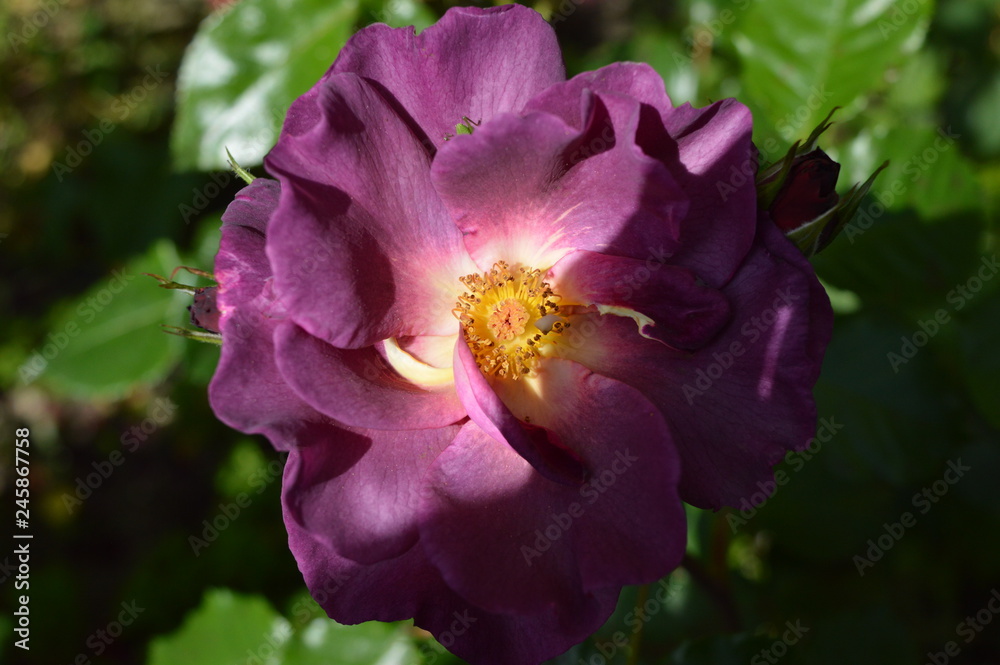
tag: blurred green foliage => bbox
[1,0,998,664]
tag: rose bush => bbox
[208,5,832,663]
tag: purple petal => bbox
[522,61,673,126]
[210,179,313,449]
[264,73,473,349]
[549,249,731,349]
[651,98,758,286]
[415,588,621,665]
[525,62,756,286]
[286,492,620,665]
[285,484,442,623]
[189,287,220,333]
[274,322,466,431]
[283,422,460,564]
[418,361,684,614]
[559,220,833,508]
[331,5,565,150]
[453,337,587,485]
[432,91,687,270]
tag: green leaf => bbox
[967,71,1000,158]
[281,619,419,665]
[816,314,954,486]
[813,211,983,313]
[172,0,361,171]
[834,123,982,220]
[630,25,699,105]
[955,293,1000,429]
[36,240,186,398]
[148,588,423,665]
[360,0,436,30]
[733,0,933,147]
[148,589,290,665]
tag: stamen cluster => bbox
[453,261,567,379]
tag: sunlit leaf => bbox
[734,0,933,146]
[172,0,361,171]
[148,589,290,665]
[36,240,186,398]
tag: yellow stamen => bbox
[452,262,566,380]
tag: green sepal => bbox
[145,266,216,293]
[757,140,803,210]
[226,148,256,184]
[814,160,889,254]
[786,160,889,257]
[160,325,223,345]
[757,107,841,209]
[144,273,200,295]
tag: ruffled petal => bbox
[453,337,587,485]
[431,90,687,270]
[273,322,465,431]
[524,62,756,286]
[489,358,686,591]
[210,179,313,449]
[419,361,684,614]
[558,220,833,508]
[331,5,565,150]
[285,478,442,623]
[286,493,621,665]
[283,422,460,564]
[522,61,672,127]
[414,580,620,665]
[265,73,474,349]
[549,249,731,349]
[649,98,758,286]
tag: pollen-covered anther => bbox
[453,261,565,380]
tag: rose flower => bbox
[208,5,832,663]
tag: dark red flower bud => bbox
[755,109,887,257]
[189,286,221,333]
[768,149,840,232]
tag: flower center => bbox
[453,262,567,380]
[488,299,530,341]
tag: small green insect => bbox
[444,116,482,140]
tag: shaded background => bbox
[1,0,998,663]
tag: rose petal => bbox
[549,249,731,349]
[286,493,620,665]
[489,358,686,591]
[432,91,687,270]
[331,5,565,150]
[285,477,441,622]
[414,577,620,665]
[559,220,833,508]
[522,61,673,127]
[453,337,587,485]
[274,322,466,431]
[650,98,758,286]
[265,73,474,349]
[525,62,756,286]
[419,361,684,614]
[210,179,313,449]
[283,422,460,564]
